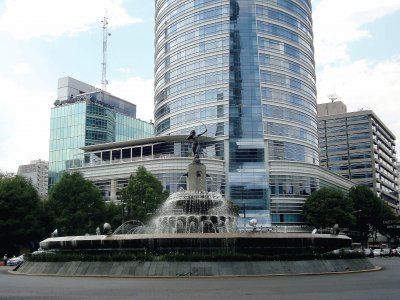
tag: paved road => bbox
[0,258,399,300]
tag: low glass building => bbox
[71,136,225,201]
[49,77,154,187]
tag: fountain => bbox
[149,190,236,234]
[38,134,352,256]
[18,131,374,276]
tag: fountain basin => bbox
[40,232,352,255]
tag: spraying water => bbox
[148,189,237,234]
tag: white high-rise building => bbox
[17,160,49,198]
[318,101,399,212]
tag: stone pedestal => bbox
[187,162,206,191]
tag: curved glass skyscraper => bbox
[154,0,350,225]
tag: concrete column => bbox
[110,179,117,202]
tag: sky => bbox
[0,0,400,173]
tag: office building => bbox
[71,136,225,201]
[48,77,154,187]
[151,0,353,224]
[318,101,399,211]
[396,162,400,211]
[17,159,49,198]
[397,162,400,205]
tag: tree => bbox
[0,175,48,255]
[0,170,15,179]
[47,172,107,236]
[119,166,169,223]
[302,188,355,230]
[349,185,396,245]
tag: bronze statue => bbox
[186,125,207,162]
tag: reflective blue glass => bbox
[227,0,269,211]
[154,0,317,224]
[263,105,317,128]
[49,98,153,188]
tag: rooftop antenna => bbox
[327,85,340,103]
[101,11,111,91]
[327,93,340,103]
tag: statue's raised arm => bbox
[197,128,207,137]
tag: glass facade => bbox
[154,0,318,224]
[49,91,154,187]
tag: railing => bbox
[79,154,223,168]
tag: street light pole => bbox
[243,202,246,231]
[353,210,363,247]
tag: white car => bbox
[372,248,390,257]
[31,248,55,255]
[381,248,390,256]
[372,249,381,257]
[6,255,24,266]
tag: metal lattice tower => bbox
[101,14,111,91]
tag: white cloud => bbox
[12,63,31,75]
[313,0,400,65]
[317,56,400,145]
[107,76,154,122]
[117,67,131,73]
[0,0,142,40]
[314,0,400,150]
[0,76,53,173]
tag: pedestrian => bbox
[369,248,374,258]
[3,254,7,266]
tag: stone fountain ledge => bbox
[39,232,353,254]
[12,258,377,277]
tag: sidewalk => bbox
[1,261,13,268]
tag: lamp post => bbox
[121,198,127,224]
[352,210,363,246]
[242,202,246,231]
